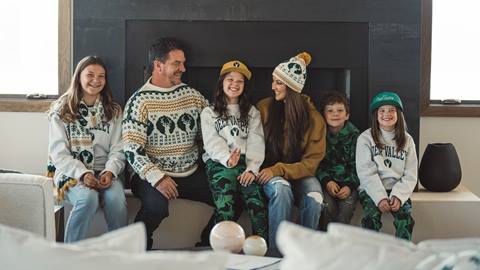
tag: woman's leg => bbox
[101,179,128,231]
[263,176,293,248]
[292,176,323,230]
[63,184,100,242]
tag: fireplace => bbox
[125,21,369,128]
[74,0,421,142]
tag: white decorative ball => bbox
[242,235,268,256]
[209,221,245,253]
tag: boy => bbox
[317,91,360,230]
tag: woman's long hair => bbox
[50,56,121,122]
[370,108,407,151]
[212,73,252,125]
[264,88,310,165]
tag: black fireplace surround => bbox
[74,0,421,145]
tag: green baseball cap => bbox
[369,91,403,113]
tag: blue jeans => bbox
[64,179,128,242]
[263,176,324,248]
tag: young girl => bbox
[257,52,326,248]
[201,60,268,240]
[356,91,417,240]
[48,56,128,242]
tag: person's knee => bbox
[142,200,169,220]
[269,179,293,201]
[75,190,100,214]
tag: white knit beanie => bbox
[273,52,312,93]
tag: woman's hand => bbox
[377,198,391,213]
[389,196,401,212]
[98,171,113,189]
[81,172,98,190]
[257,168,274,184]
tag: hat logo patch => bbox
[233,62,240,68]
[287,63,303,75]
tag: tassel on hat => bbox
[273,52,312,93]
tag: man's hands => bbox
[326,181,351,200]
[377,196,401,213]
[155,175,178,200]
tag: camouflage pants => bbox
[359,190,415,240]
[205,158,268,240]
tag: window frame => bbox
[0,0,71,113]
[421,0,480,117]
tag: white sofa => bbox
[0,173,55,241]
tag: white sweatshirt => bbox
[49,112,125,184]
[356,128,418,206]
[201,104,265,174]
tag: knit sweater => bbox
[257,96,326,180]
[201,104,265,174]
[48,103,125,187]
[356,128,418,206]
[122,80,208,186]
[316,121,360,190]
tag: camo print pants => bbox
[359,190,415,240]
[205,158,268,240]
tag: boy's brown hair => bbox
[319,91,350,117]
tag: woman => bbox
[256,52,326,248]
[47,56,127,242]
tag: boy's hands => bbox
[326,181,351,199]
[336,186,351,199]
[326,181,340,197]
[227,148,241,167]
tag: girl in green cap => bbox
[356,91,417,240]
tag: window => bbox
[421,0,480,116]
[0,0,71,112]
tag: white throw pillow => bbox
[417,238,480,253]
[0,223,228,270]
[277,221,431,270]
[416,249,480,270]
[74,222,146,252]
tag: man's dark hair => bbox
[145,37,186,80]
[319,91,351,116]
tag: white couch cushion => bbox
[417,238,480,253]
[0,223,228,270]
[0,173,55,240]
[277,221,431,270]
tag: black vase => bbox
[419,143,462,192]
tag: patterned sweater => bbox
[200,104,265,175]
[122,80,208,186]
[316,121,360,190]
[356,128,418,206]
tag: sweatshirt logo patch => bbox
[384,159,392,168]
[230,127,240,136]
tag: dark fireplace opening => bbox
[126,20,369,129]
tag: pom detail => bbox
[296,52,312,66]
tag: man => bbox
[122,37,216,250]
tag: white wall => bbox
[419,117,480,196]
[1,112,479,196]
[0,112,48,174]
